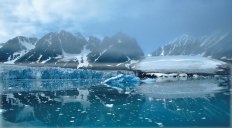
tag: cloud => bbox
[0,0,123,42]
[0,0,231,53]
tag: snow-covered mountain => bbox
[16,31,89,68]
[0,36,37,64]
[0,31,144,69]
[152,32,232,62]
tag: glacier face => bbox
[0,65,108,80]
[0,64,140,93]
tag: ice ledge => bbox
[132,56,227,74]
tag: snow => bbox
[3,38,36,64]
[125,59,139,69]
[147,54,152,57]
[36,55,42,63]
[19,37,35,50]
[41,57,51,64]
[94,44,113,62]
[132,56,226,74]
[3,37,36,64]
[94,49,107,62]
[60,45,91,68]
[4,50,27,64]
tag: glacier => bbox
[0,65,140,92]
[132,56,226,74]
[0,65,108,80]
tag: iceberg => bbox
[103,74,140,88]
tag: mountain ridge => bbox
[0,30,144,69]
[152,32,232,63]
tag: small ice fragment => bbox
[201,117,206,119]
[105,104,113,108]
[148,97,153,101]
[125,91,130,94]
[81,111,87,113]
[0,109,4,114]
[70,120,75,123]
[156,122,164,127]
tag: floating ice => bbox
[103,74,140,88]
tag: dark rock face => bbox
[94,32,144,63]
[86,36,101,63]
[152,33,232,62]
[0,36,37,62]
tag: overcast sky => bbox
[0,0,232,53]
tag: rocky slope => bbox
[0,36,37,64]
[0,31,144,69]
[152,32,232,63]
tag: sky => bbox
[0,0,232,53]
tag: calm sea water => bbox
[0,77,231,127]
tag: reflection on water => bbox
[0,77,231,127]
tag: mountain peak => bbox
[152,32,232,62]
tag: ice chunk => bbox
[103,74,140,88]
[105,104,114,108]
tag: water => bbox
[0,77,231,127]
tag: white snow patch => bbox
[36,55,43,63]
[60,46,91,68]
[94,45,113,62]
[19,38,35,50]
[160,47,164,56]
[41,57,51,64]
[4,50,27,64]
